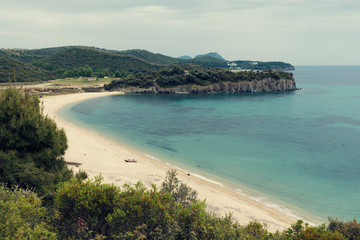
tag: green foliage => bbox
[0,51,56,82]
[105,65,294,90]
[52,173,346,240]
[161,170,198,207]
[61,65,93,78]
[282,220,346,240]
[0,185,56,240]
[233,60,295,71]
[328,218,360,240]
[40,48,162,75]
[0,88,72,202]
[118,49,182,65]
[0,88,67,168]
[186,55,228,68]
[53,176,120,239]
[1,168,351,240]
[107,182,181,239]
[75,169,88,181]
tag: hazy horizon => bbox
[1,0,359,65]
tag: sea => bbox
[59,66,360,223]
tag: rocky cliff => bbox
[120,78,298,94]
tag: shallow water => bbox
[60,66,360,221]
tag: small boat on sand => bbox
[125,159,137,163]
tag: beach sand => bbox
[41,92,299,232]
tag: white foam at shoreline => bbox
[144,153,313,224]
[145,152,316,225]
[235,188,317,226]
[145,154,225,186]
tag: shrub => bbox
[328,218,360,240]
[0,185,56,240]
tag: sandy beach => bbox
[41,92,300,232]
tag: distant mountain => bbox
[0,51,56,83]
[178,55,192,60]
[194,52,226,61]
[186,56,228,68]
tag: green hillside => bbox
[194,52,227,61]
[1,46,80,63]
[39,48,162,72]
[185,56,228,68]
[0,51,56,83]
[116,49,182,65]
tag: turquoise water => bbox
[60,66,360,222]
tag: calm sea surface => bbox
[60,66,360,222]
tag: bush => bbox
[283,220,346,240]
[0,185,56,240]
[328,218,360,240]
[53,176,119,239]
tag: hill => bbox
[116,49,182,65]
[1,46,84,63]
[178,55,192,60]
[40,48,162,72]
[0,51,56,83]
[185,56,228,68]
[194,52,227,61]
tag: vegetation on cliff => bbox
[104,65,294,90]
[231,60,295,71]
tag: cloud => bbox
[1,0,360,64]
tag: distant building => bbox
[88,77,97,81]
[184,70,190,75]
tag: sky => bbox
[1,0,360,65]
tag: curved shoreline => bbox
[41,92,312,231]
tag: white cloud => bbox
[0,0,359,64]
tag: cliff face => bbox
[121,78,298,94]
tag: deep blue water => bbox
[60,66,360,222]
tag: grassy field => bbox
[48,77,113,86]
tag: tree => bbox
[0,88,72,202]
[161,170,198,207]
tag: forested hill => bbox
[39,48,162,73]
[0,51,56,82]
[0,46,294,83]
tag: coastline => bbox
[42,92,307,232]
